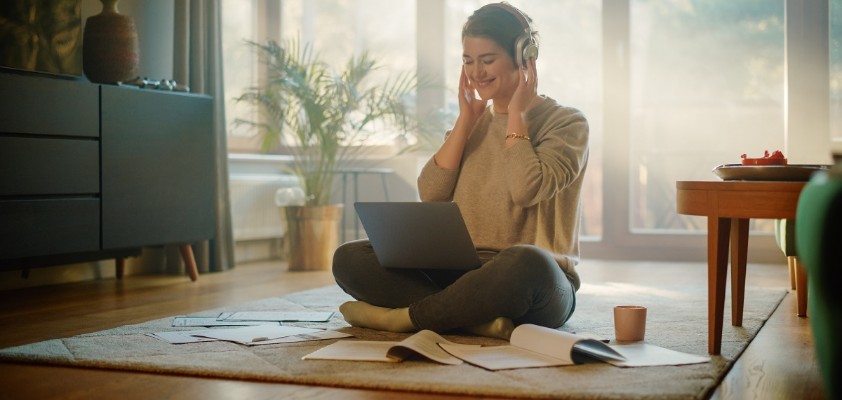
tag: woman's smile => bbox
[472,77,494,89]
[462,35,518,110]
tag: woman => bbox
[332,2,588,340]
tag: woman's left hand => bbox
[508,57,539,116]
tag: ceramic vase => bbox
[795,159,842,400]
[283,205,343,271]
[82,0,139,84]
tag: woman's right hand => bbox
[458,68,487,127]
[434,69,487,170]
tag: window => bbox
[221,0,260,152]
[280,0,415,76]
[222,0,416,153]
[628,1,785,234]
[833,0,842,141]
[221,0,830,262]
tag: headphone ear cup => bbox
[523,41,539,64]
[514,35,528,68]
[514,34,538,68]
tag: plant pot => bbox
[795,163,842,399]
[282,204,343,271]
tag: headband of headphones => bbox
[485,2,534,37]
[483,2,538,67]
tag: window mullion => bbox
[602,0,631,246]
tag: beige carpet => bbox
[0,282,785,399]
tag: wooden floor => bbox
[0,259,827,400]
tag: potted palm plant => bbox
[236,39,424,271]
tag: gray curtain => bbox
[168,0,234,273]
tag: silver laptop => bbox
[354,202,482,270]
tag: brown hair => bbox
[461,3,537,63]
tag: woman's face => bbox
[462,35,519,106]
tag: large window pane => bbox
[444,0,604,237]
[222,0,416,153]
[629,1,785,233]
[279,0,417,149]
[221,1,260,152]
[280,0,415,79]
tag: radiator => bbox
[229,173,300,241]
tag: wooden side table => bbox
[676,180,807,355]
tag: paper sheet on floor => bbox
[172,315,281,327]
[149,325,325,345]
[190,325,322,344]
[220,311,335,322]
[244,329,352,346]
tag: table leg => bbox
[380,173,390,201]
[708,216,731,355]
[353,172,360,240]
[341,172,348,243]
[730,218,749,327]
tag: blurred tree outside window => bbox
[629,0,785,234]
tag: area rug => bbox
[0,282,785,399]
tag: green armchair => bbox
[795,161,842,400]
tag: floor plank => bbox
[710,292,825,399]
[0,260,827,399]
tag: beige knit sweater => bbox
[417,96,589,290]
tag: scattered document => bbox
[148,326,351,346]
[302,330,480,365]
[147,330,218,344]
[172,315,280,327]
[152,309,345,346]
[244,330,352,346]
[220,311,335,323]
[608,342,710,367]
[190,325,322,345]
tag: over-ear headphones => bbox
[486,2,539,68]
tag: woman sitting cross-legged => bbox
[332,2,588,340]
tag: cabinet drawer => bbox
[0,136,99,196]
[0,74,98,138]
[0,199,100,259]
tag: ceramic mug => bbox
[614,305,647,342]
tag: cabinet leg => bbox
[179,245,199,282]
[115,258,125,279]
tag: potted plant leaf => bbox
[236,39,424,271]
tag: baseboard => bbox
[234,238,285,264]
[0,259,116,291]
